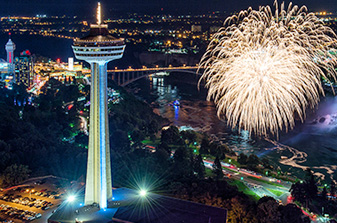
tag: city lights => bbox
[1,1,336,222]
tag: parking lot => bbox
[0,177,66,223]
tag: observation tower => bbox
[72,2,125,209]
[5,33,15,74]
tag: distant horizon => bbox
[0,0,336,17]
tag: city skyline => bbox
[0,1,336,222]
[1,0,337,16]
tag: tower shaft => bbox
[85,62,112,209]
[72,2,125,210]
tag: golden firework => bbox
[200,1,337,137]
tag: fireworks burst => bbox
[200,1,337,137]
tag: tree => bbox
[237,153,248,165]
[257,197,281,223]
[158,142,171,154]
[246,154,260,170]
[209,143,226,160]
[261,157,273,170]
[110,129,131,153]
[330,180,336,199]
[322,186,328,201]
[209,143,218,157]
[228,196,258,223]
[213,156,223,180]
[0,140,11,170]
[180,130,197,146]
[147,119,159,135]
[3,164,31,186]
[154,147,170,167]
[199,137,210,155]
[290,182,307,205]
[304,168,317,207]
[193,154,205,179]
[279,203,306,223]
[173,147,193,179]
[131,130,145,148]
[161,126,181,145]
[217,145,227,160]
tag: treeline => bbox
[0,81,86,185]
[112,125,310,222]
[0,80,311,222]
[290,168,337,219]
[0,79,165,186]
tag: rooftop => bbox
[73,3,124,44]
[48,188,227,223]
[75,24,123,43]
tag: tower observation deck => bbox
[72,2,125,209]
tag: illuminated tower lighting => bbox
[5,33,15,73]
[72,2,125,209]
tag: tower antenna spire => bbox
[97,2,101,25]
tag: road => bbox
[203,159,332,222]
[203,159,291,203]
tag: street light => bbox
[139,189,147,197]
[67,195,76,202]
[26,189,35,200]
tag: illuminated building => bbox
[0,35,15,87]
[72,2,125,209]
[191,24,202,32]
[14,50,34,87]
[5,33,15,68]
[3,34,15,85]
[68,57,74,70]
[0,59,12,84]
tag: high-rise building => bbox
[0,59,11,83]
[68,57,74,70]
[191,24,202,32]
[14,50,34,87]
[72,2,125,209]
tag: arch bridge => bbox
[107,65,203,86]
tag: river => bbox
[127,72,337,181]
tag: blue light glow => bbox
[174,105,179,120]
[99,63,108,209]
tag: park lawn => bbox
[224,157,240,167]
[205,168,215,178]
[141,138,161,146]
[229,179,261,201]
[267,188,284,197]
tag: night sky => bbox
[0,0,336,17]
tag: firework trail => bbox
[200,1,337,137]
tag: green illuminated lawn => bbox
[267,189,283,197]
[141,138,161,146]
[229,179,260,201]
